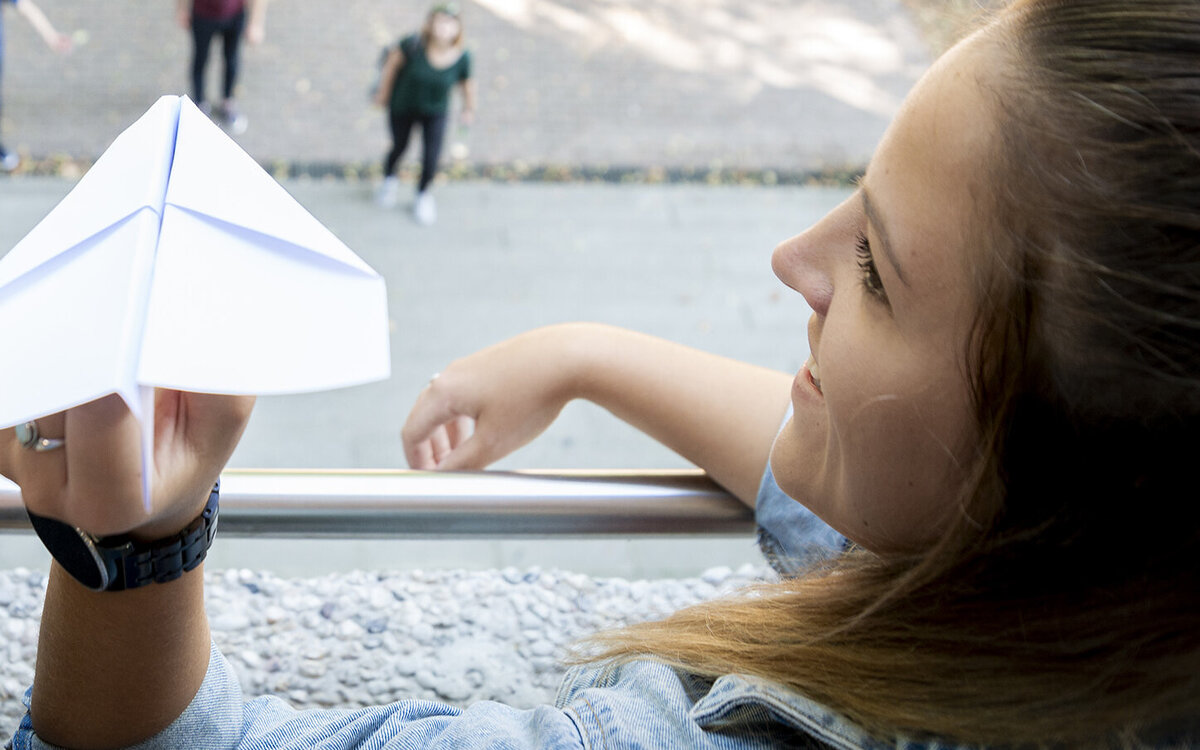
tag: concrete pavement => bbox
[2,0,930,170]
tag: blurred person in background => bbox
[0,0,70,171]
[176,0,268,135]
[374,2,476,226]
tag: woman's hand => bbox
[405,323,792,504]
[0,390,254,541]
[5,390,253,749]
[402,326,585,470]
[245,20,265,45]
[45,31,71,54]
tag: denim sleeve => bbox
[10,643,587,750]
[755,410,848,577]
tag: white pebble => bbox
[337,620,364,640]
[701,566,732,585]
[211,612,251,631]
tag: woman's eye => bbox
[855,231,890,306]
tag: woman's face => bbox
[770,32,1001,553]
[429,13,461,44]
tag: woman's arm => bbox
[374,47,405,108]
[15,0,71,53]
[33,563,210,749]
[402,323,792,506]
[1,391,252,748]
[459,78,476,124]
[245,0,268,45]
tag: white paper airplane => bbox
[0,96,390,506]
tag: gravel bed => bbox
[0,564,774,730]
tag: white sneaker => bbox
[225,112,249,136]
[0,150,19,172]
[219,102,248,135]
[413,192,437,225]
[376,177,399,208]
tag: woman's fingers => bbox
[3,392,255,539]
[432,433,489,471]
[1,413,69,515]
[132,391,254,542]
[66,393,143,495]
[63,395,149,535]
[402,378,472,469]
[402,391,481,470]
[429,424,453,466]
[0,397,141,534]
[169,392,255,465]
[425,415,478,468]
[407,438,437,470]
[447,415,475,449]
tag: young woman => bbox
[4,1,1198,747]
[374,3,475,225]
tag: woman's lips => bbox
[796,357,823,401]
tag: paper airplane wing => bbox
[0,97,180,430]
[0,96,391,506]
[139,98,390,394]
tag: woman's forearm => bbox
[376,52,403,107]
[460,79,476,113]
[248,0,268,27]
[15,0,63,48]
[32,562,210,749]
[565,323,792,505]
[404,324,790,504]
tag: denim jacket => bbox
[9,463,964,750]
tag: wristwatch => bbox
[26,482,220,592]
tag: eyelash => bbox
[855,231,890,306]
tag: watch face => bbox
[27,513,111,591]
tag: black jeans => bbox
[190,10,246,104]
[384,110,448,193]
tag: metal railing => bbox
[0,469,753,537]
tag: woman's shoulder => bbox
[399,33,422,55]
[456,46,473,70]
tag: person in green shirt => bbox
[374,2,475,225]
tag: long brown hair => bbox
[574,2,1200,746]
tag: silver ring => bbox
[15,421,65,452]
[428,372,440,385]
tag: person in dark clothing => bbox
[0,0,70,171]
[374,2,476,225]
[176,0,268,134]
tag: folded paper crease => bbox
[0,96,391,506]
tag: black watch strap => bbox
[27,481,219,592]
[107,481,220,591]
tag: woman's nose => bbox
[771,194,860,318]
[772,230,834,317]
